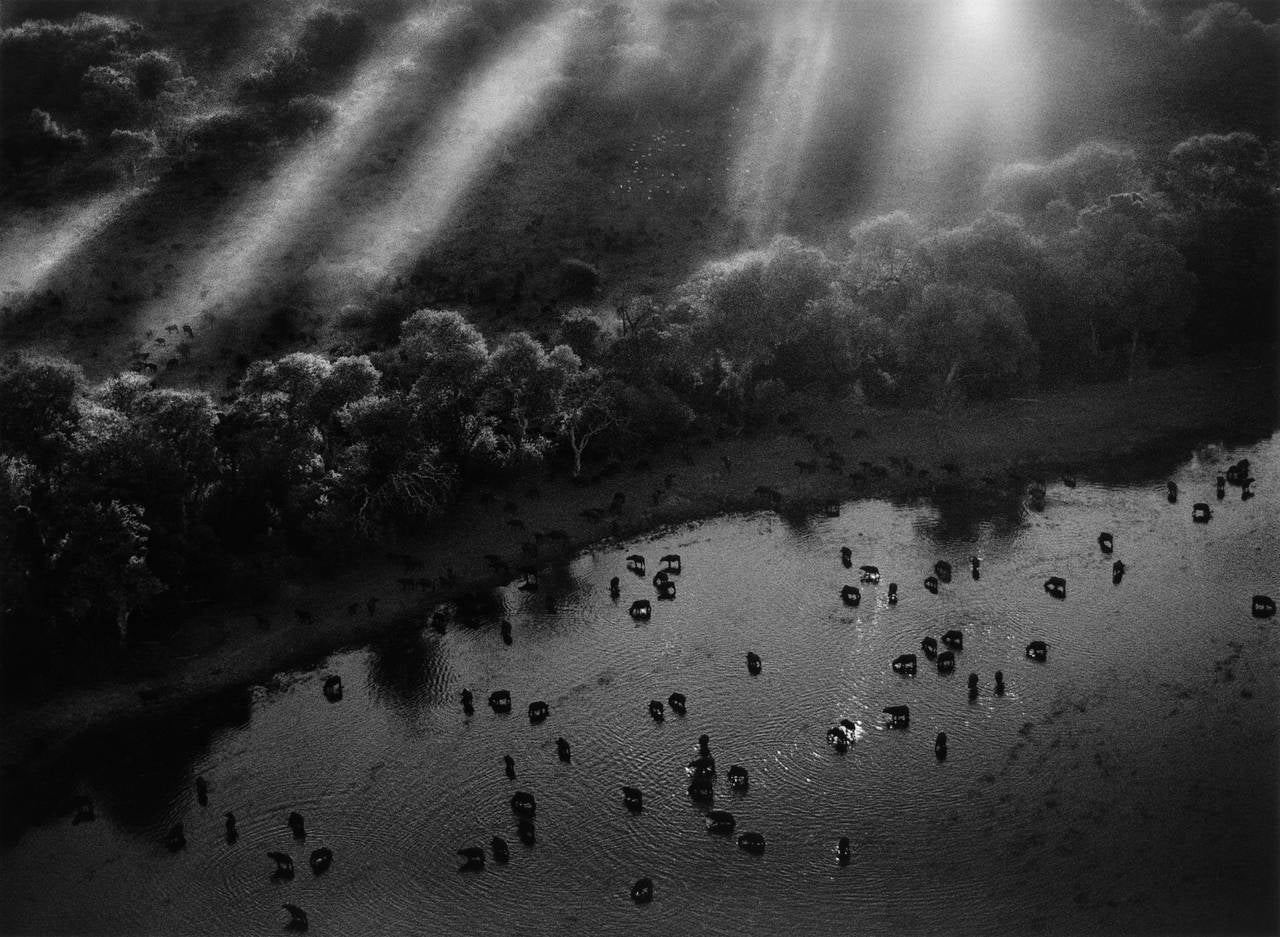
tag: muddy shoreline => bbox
[1,352,1275,806]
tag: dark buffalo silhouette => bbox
[934,560,952,583]
[840,585,861,606]
[924,576,939,594]
[667,692,687,715]
[1026,640,1048,662]
[921,636,938,659]
[631,877,653,903]
[1252,595,1276,619]
[629,599,652,620]
[1192,502,1212,523]
[492,836,510,863]
[458,846,485,871]
[490,690,512,714]
[511,792,536,817]
[937,650,956,673]
[282,903,309,932]
[883,705,910,728]
[746,651,762,676]
[268,851,294,879]
[1044,576,1066,599]
[942,629,963,651]
[707,810,736,833]
[892,653,917,675]
[309,848,332,875]
[935,732,948,760]
[528,700,550,724]
[737,832,766,855]
[623,786,644,812]
[323,675,343,702]
[728,765,749,790]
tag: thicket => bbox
[1,127,1275,690]
[0,5,386,195]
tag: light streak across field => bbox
[329,6,585,287]
[729,0,837,243]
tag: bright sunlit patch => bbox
[330,6,584,287]
[729,0,837,243]
[873,0,1041,216]
[133,6,464,334]
[0,190,136,299]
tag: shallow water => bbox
[3,437,1278,936]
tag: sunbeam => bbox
[0,190,135,300]
[326,5,584,291]
[131,3,467,334]
[728,0,837,244]
[876,0,1042,218]
[0,4,331,313]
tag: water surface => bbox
[2,437,1277,936]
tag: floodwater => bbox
[2,437,1277,936]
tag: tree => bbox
[680,236,835,384]
[556,370,619,477]
[0,353,85,467]
[335,394,454,532]
[481,333,577,447]
[1052,203,1195,378]
[895,283,1038,400]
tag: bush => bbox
[132,50,180,100]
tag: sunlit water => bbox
[2,437,1277,935]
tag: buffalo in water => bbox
[738,832,766,855]
[746,651,762,675]
[631,877,654,903]
[707,810,736,833]
[1044,576,1066,599]
[458,846,485,872]
[491,837,510,864]
[892,653,917,675]
[934,560,952,583]
[667,692,687,715]
[941,629,963,650]
[622,786,644,812]
[883,705,910,728]
[1026,640,1049,662]
[309,848,333,875]
[489,690,512,714]
[1252,595,1275,619]
[282,904,308,932]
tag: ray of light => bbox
[0,5,333,310]
[133,4,467,333]
[0,190,136,300]
[728,0,838,244]
[325,5,585,290]
[873,0,1042,217]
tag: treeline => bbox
[1,129,1276,687]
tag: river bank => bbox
[2,351,1275,786]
